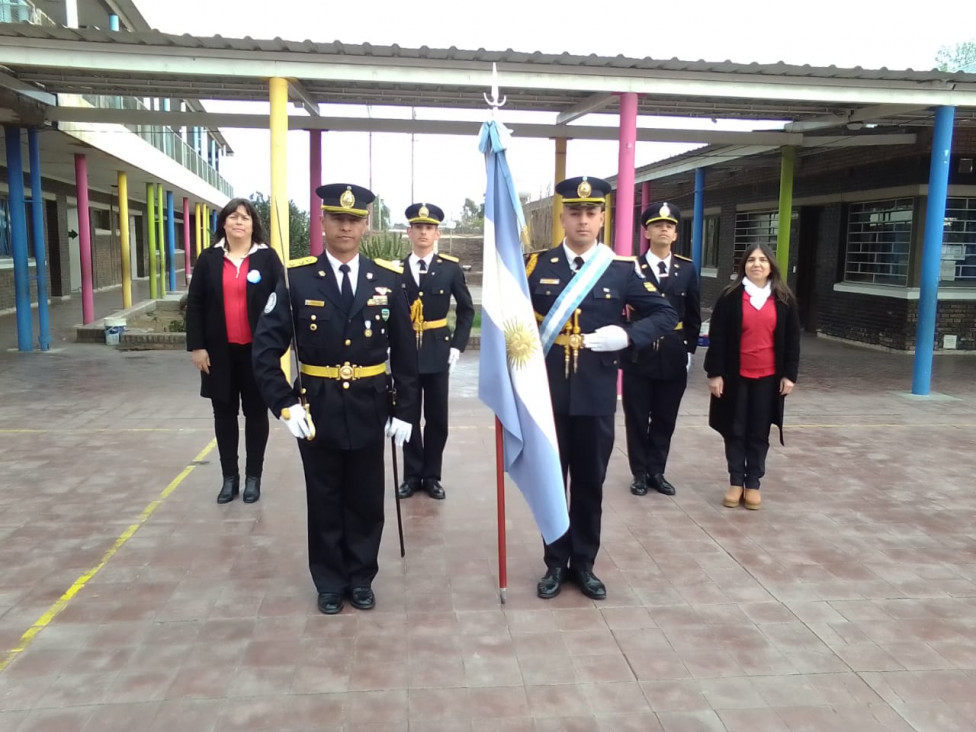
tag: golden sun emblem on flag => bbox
[504,319,538,369]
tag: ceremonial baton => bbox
[388,378,406,557]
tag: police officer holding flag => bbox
[527,176,678,601]
[252,183,418,615]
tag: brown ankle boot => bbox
[743,488,761,510]
[723,485,743,508]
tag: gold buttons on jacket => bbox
[311,314,317,320]
[342,382,349,390]
[345,339,351,346]
[310,323,318,331]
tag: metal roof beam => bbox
[785,103,931,131]
[556,92,615,124]
[0,69,56,106]
[288,80,320,117]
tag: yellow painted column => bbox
[118,171,131,308]
[551,138,567,247]
[147,182,158,299]
[603,192,613,245]
[194,202,201,257]
[269,77,291,379]
[157,184,166,294]
[269,77,289,263]
[776,146,796,274]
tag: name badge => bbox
[304,299,325,307]
[540,278,560,285]
[366,296,388,306]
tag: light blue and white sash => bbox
[539,244,615,356]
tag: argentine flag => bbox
[478,120,569,545]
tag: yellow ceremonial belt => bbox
[419,318,448,330]
[300,362,386,380]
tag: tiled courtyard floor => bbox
[1,288,975,731]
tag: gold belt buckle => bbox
[338,362,355,380]
[568,334,584,349]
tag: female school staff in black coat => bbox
[703,242,800,510]
[186,198,284,504]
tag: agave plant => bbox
[360,231,409,262]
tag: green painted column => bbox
[776,146,796,274]
[147,182,158,299]
[157,184,166,294]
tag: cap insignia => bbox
[660,203,671,219]
[577,179,592,199]
[340,187,355,209]
[419,204,429,219]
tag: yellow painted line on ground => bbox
[0,438,216,674]
[0,428,211,434]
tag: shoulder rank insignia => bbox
[374,258,404,274]
[674,253,692,262]
[287,256,317,269]
[525,252,539,278]
[438,253,460,263]
[643,281,657,292]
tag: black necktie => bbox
[418,259,427,285]
[339,263,354,312]
[658,261,668,277]
[573,256,584,274]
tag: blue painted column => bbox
[166,190,176,291]
[28,128,51,351]
[912,106,956,395]
[4,126,33,351]
[691,168,705,272]
[210,209,217,235]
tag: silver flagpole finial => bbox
[483,62,507,116]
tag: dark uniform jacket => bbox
[527,245,679,416]
[399,253,476,374]
[622,253,702,380]
[251,254,419,451]
[703,284,801,445]
[185,243,284,403]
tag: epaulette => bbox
[525,252,539,278]
[374,258,404,274]
[437,253,460,263]
[674,254,693,262]
[614,255,638,262]
[287,256,317,268]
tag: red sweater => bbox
[739,290,776,378]
[222,255,252,345]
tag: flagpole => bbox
[495,417,507,603]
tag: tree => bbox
[249,192,310,259]
[936,41,976,72]
[458,197,484,232]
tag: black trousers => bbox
[297,436,386,594]
[544,413,614,572]
[211,343,269,478]
[622,370,687,477]
[724,374,778,490]
[403,369,450,481]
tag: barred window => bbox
[703,215,720,268]
[845,199,913,285]
[733,211,778,265]
[941,198,976,286]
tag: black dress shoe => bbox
[317,592,344,615]
[217,475,239,504]
[349,586,375,610]
[536,567,565,599]
[571,568,607,600]
[423,478,446,500]
[242,475,261,503]
[630,474,648,496]
[650,473,676,496]
[397,479,420,498]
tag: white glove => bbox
[385,417,413,447]
[686,352,693,372]
[583,325,629,352]
[448,347,461,373]
[280,403,312,439]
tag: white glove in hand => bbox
[385,417,413,447]
[583,325,629,352]
[448,347,461,373]
[281,404,312,439]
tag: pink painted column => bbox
[309,130,323,256]
[639,181,651,254]
[183,197,191,282]
[613,92,638,256]
[74,154,94,324]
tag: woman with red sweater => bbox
[186,198,283,504]
[703,243,800,509]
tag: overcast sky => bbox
[137,0,971,225]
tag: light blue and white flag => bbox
[478,119,569,545]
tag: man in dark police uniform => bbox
[527,176,678,600]
[397,202,475,500]
[252,183,418,615]
[622,202,701,497]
